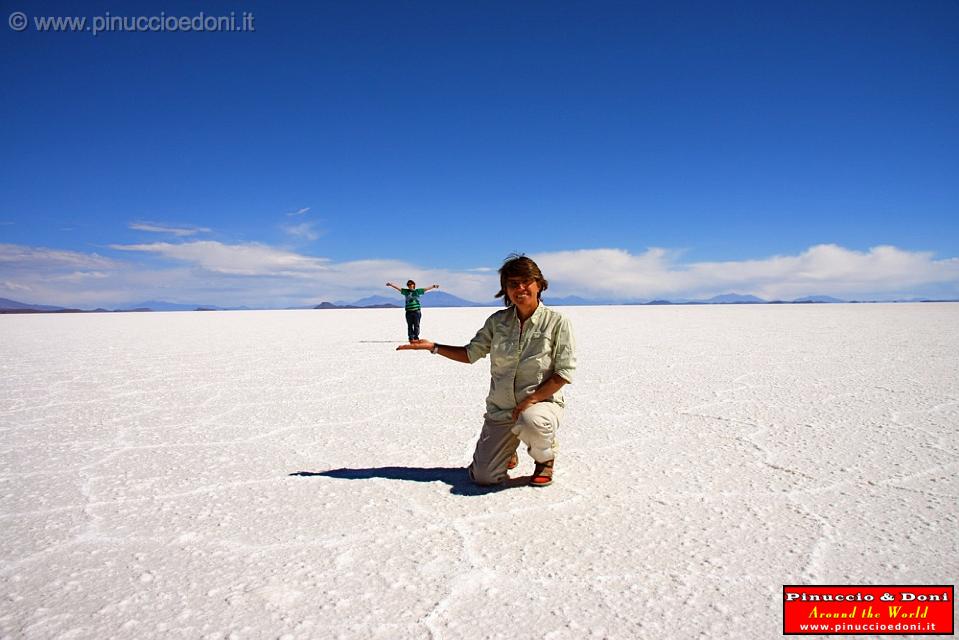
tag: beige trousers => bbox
[468,402,563,485]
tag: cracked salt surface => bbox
[1,304,957,639]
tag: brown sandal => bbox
[530,459,554,487]
[507,452,519,470]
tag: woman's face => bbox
[506,276,539,307]
[407,282,415,289]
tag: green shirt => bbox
[466,303,576,423]
[400,288,425,311]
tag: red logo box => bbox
[783,585,954,635]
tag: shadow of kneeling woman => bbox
[290,466,530,495]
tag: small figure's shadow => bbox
[290,466,530,495]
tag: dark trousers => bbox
[405,309,421,340]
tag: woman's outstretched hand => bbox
[396,339,435,351]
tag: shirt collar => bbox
[509,301,546,325]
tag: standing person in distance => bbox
[386,280,439,342]
[396,255,575,487]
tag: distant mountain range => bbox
[703,293,767,304]
[121,300,253,312]
[0,297,249,314]
[2,293,957,314]
[792,295,846,303]
[348,291,492,308]
[0,297,70,312]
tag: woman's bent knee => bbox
[513,405,560,463]
[468,463,504,486]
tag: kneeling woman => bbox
[397,255,575,487]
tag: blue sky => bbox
[1,0,957,306]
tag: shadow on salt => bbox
[289,467,532,495]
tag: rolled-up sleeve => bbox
[552,316,576,383]
[466,315,495,364]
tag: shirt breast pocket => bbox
[526,331,553,360]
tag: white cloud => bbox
[281,221,322,242]
[2,280,31,292]
[0,240,493,307]
[56,271,111,282]
[109,241,334,277]
[2,241,957,308]
[286,207,311,216]
[129,222,212,237]
[0,244,128,306]
[532,245,959,300]
[0,243,117,270]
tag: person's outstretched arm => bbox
[423,284,440,292]
[396,339,470,363]
[386,282,402,292]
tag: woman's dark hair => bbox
[495,254,548,306]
